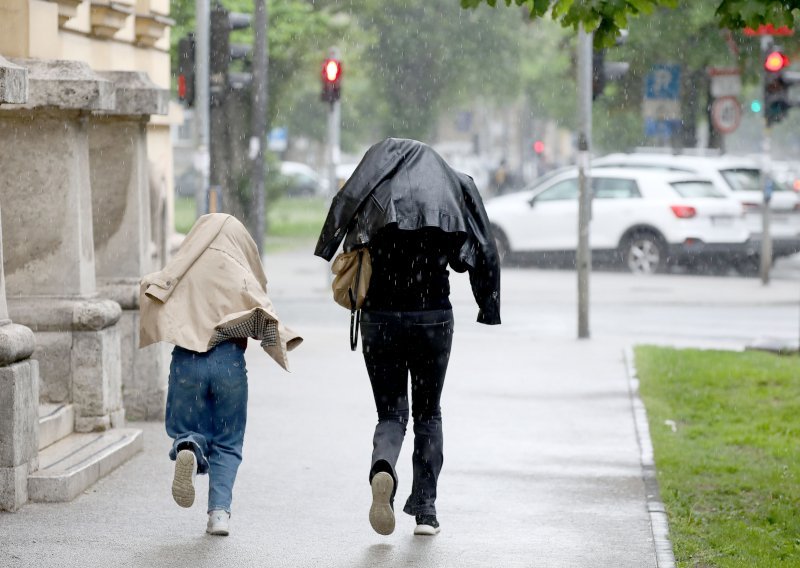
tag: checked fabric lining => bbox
[209,310,279,349]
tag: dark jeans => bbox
[360,309,454,516]
[165,341,248,513]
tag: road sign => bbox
[645,64,681,100]
[711,96,742,134]
[268,127,288,152]
[708,67,741,97]
[644,64,681,138]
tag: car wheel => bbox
[734,255,760,277]
[493,227,511,265]
[623,232,666,275]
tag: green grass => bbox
[635,346,800,567]
[174,195,328,252]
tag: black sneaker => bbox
[414,514,441,536]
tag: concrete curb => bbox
[624,346,677,568]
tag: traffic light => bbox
[210,4,253,104]
[591,35,630,100]
[763,47,791,125]
[177,34,195,107]
[321,57,342,104]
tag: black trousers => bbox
[360,308,454,516]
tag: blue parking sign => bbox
[645,65,681,100]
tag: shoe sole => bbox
[172,449,196,508]
[414,524,441,536]
[369,472,395,535]
[206,527,229,536]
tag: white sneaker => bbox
[171,449,197,508]
[413,514,441,536]
[369,471,395,535]
[206,509,230,536]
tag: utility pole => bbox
[250,0,268,253]
[760,35,775,285]
[576,26,593,339]
[194,0,210,218]
[759,129,773,285]
[322,48,342,196]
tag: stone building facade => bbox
[0,0,176,511]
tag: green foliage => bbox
[716,0,800,31]
[460,0,679,47]
[334,0,530,140]
[635,346,800,566]
[461,0,799,48]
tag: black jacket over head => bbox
[314,138,500,325]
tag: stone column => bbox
[90,71,170,421]
[0,58,124,433]
[0,56,40,512]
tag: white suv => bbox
[593,153,800,259]
[485,167,751,274]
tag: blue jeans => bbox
[165,341,248,513]
[360,309,454,516]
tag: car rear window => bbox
[720,168,790,192]
[669,180,725,198]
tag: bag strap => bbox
[348,249,364,351]
[349,308,360,351]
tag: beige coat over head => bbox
[139,213,302,371]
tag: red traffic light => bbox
[765,50,790,72]
[533,140,545,154]
[323,58,342,83]
[178,75,187,100]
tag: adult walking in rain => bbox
[139,213,302,536]
[315,138,501,536]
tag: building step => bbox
[28,428,143,503]
[38,403,75,450]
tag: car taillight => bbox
[670,205,696,218]
[742,202,760,212]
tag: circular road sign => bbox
[711,96,742,134]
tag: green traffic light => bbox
[751,100,762,113]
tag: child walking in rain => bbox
[139,213,302,536]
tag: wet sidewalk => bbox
[1,250,667,567]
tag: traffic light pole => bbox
[759,128,773,285]
[326,48,341,197]
[194,0,210,219]
[760,35,774,285]
[577,26,593,339]
[328,100,340,195]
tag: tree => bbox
[342,0,530,140]
[460,0,800,48]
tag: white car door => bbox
[516,178,580,251]
[590,177,643,249]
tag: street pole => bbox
[760,35,774,285]
[577,26,593,339]
[250,0,268,253]
[194,0,210,218]
[759,130,773,285]
[327,48,341,197]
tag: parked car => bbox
[593,153,800,259]
[485,167,752,274]
[279,161,329,197]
